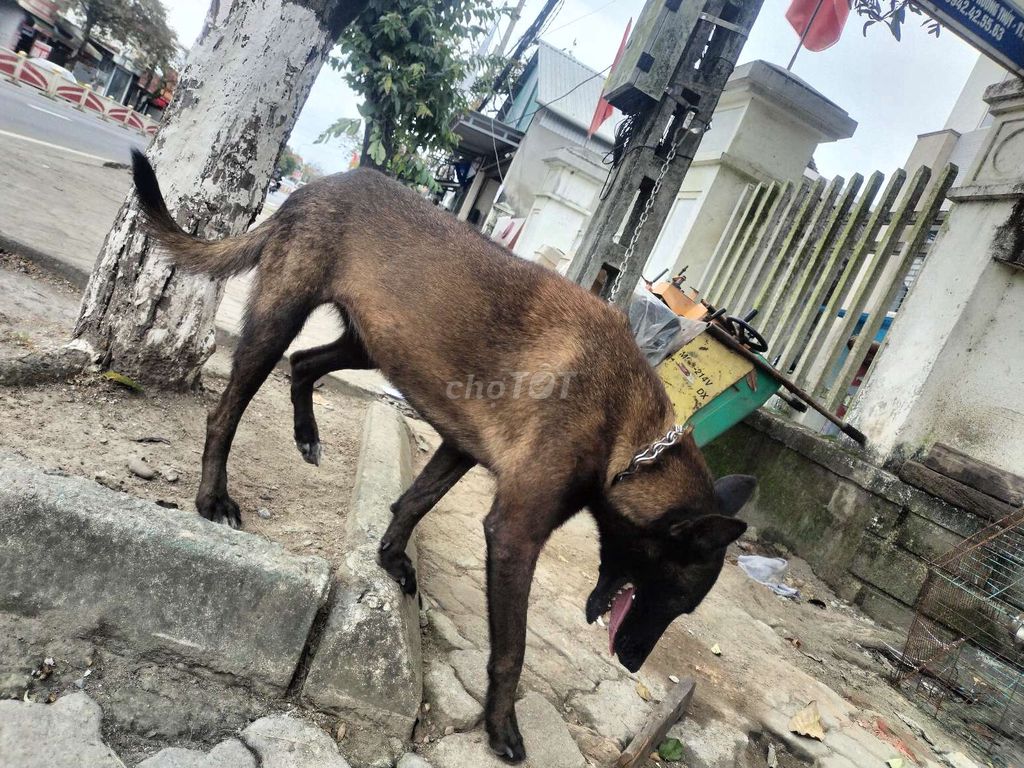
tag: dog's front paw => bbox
[487,713,526,763]
[378,542,418,596]
[295,440,323,466]
[196,491,242,529]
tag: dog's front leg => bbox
[483,497,546,763]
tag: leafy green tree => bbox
[68,0,178,69]
[277,146,303,177]
[318,0,504,187]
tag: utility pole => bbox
[565,0,765,306]
[476,0,562,112]
[494,0,528,60]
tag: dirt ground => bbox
[0,252,980,768]
[0,250,367,564]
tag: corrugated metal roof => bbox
[534,41,619,143]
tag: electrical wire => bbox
[514,62,612,129]
[544,0,623,35]
[536,0,566,37]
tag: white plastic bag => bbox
[737,555,800,599]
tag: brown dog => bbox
[131,150,755,762]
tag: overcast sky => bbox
[165,0,983,177]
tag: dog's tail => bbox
[131,149,270,278]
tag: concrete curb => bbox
[0,233,89,290]
[302,402,423,740]
[0,452,331,691]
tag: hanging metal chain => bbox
[608,118,690,300]
[613,423,694,484]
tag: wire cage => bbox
[893,509,1024,766]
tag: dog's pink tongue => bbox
[608,586,635,654]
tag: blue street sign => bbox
[917,0,1024,77]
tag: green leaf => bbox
[369,139,386,165]
[658,738,685,762]
[102,370,144,393]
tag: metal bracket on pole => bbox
[697,11,747,36]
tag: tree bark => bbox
[74,0,369,390]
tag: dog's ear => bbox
[670,515,748,552]
[714,475,756,517]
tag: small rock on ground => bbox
[397,754,434,768]
[426,693,586,768]
[0,693,123,768]
[424,657,481,730]
[568,678,649,747]
[127,457,156,480]
[137,739,256,768]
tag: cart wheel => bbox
[728,316,768,353]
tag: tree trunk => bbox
[66,17,95,70]
[74,0,369,390]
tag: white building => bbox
[644,60,856,283]
[449,42,619,270]
[852,54,1024,474]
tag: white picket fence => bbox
[697,163,957,420]
[0,46,159,137]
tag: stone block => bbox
[568,678,649,747]
[448,648,488,704]
[427,609,474,651]
[849,536,928,607]
[851,583,918,631]
[242,715,351,767]
[397,754,433,768]
[425,693,586,768]
[0,453,330,690]
[137,740,256,768]
[0,693,122,768]
[895,512,966,562]
[423,657,481,730]
[302,403,422,739]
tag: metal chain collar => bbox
[614,423,694,484]
[609,120,688,299]
[609,112,703,483]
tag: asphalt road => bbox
[0,77,149,164]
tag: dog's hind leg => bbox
[379,441,475,595]
[196,286,310,528]
[289,323,373,465]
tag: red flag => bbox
[786,0,849,52]
[588,18,632,138]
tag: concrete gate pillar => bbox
[648,61,856,282]
[850,78,1024,474]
